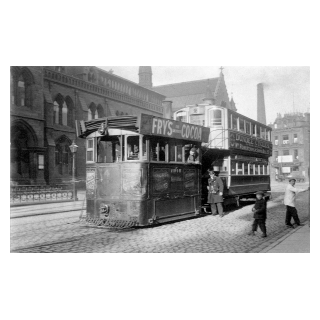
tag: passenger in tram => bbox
[187,147,199,164]
[207,170,224,217]
[128,145,139,160]
[158,146,166,161]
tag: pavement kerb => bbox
[255,222,310,253]
[10,207,84,219]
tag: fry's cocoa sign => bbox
[139,113,210,143]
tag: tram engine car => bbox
[76,114,210,227]
[174,103,273,208]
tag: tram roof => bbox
[76,114,211,143]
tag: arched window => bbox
[62,102,68,126]
[96,104,104,118]
[65,96,74,127]
[88,103,97,120]
[11,67,34,107]
[53,101,59,124]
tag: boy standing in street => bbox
[284,178,309,228]
[248,191,267,238]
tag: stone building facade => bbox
[268,112,310,181]
[10,66,165,186]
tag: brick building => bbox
[10,66,165,186]
[268,112,310,181]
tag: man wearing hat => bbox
[284,178,309,228]
[248,191,267,237]
[207,170,224,217]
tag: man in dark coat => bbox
[248,191,267,237]
[207,170,224,217]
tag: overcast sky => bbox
[99,66,310,125]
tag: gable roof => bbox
[153,78,219,98]
[152,78,219,111]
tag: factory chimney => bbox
[257,83,266,124]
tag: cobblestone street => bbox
[10,183,310,253]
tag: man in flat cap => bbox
[284,178,309,228]
[248,191,267,237]
[207,170,224,217]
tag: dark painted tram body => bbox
[77,114,210,227]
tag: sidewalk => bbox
[260,223,310,253]
[10,190,86,219]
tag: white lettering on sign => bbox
[151,117,203,141]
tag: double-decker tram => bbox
[76,114,210,227]
[174,103,273,208]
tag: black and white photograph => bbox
[3,1,317,320]
[9,65,310,253]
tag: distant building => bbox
[268,112,310,181]
[153,68,237,113]
[10,66,165,185]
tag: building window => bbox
[55,137,72,175]
[292,166,299,172]
[294,149,298,160]
[294,133,298,143]
[282,134,289,145]
[86,139,94,162]
[11,67,33,107]
[274,151,278,161]
[275,136,278,145]
[274,124,277,129]
[283,150,290,156]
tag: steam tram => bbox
[76,114,210,227]
[174,104,273,207]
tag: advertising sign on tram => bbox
[229,131,272,156]
[139,113,210,143]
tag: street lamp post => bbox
[69,140,79,201]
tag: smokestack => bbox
[162,100,173,119]
[257,83,266,124]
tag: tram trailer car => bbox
[174,104,273,208]
[76,114,210,227]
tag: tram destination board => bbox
[229,131,272,156]
[139,113,210,143]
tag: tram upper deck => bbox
[174,104,273,202]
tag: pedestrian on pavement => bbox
[207,170,224,217]
[284,178,309,228]
[248,191,267,238]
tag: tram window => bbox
[236,162,244,175]
[127,136,140,160]
[261,128,266,140]
[249,163,254,175]
[176,111,187,122]
[245,121,251,134]
[142,136,147,160]
[229,113,233,129]
[209,109,222,126]
[169,141,176,162]
[232,115,238,130]
[267,164,270,175]
[239,119,245,132]
[86,139,94,162]
[150,139,166,162]
[255,164,259,175]
[177,144,183,162]
[231,160,236,174]
[266,130,270,141]
[252,124,256,136]
[244,162,249,175]
[256,126,261,138]
[97,138,121,163]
